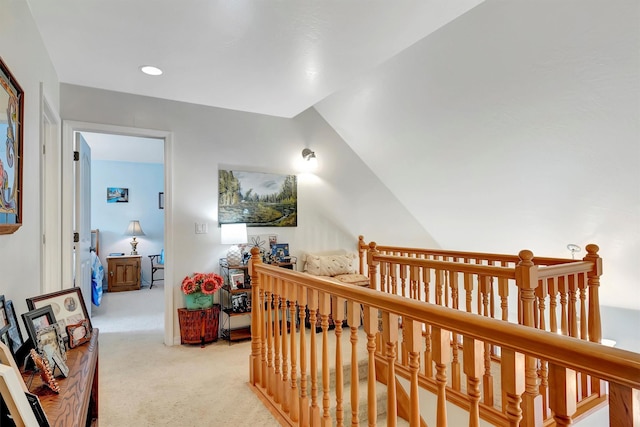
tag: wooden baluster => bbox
[390,262,398,295]
[433,327,450,427]
[410,264,420,300]
[568,275,578,338]
[249,248,263,387]
[404,319,422,427]
[435,268,444,306]
[479,275,494,407]
[287,283,299,422]
[266,276,275,398]
[464,271,473,313]
[281,290,290,415]
[548,363,577,427]
[298,287,309,427]
[363,306,378,427]
[319,292,331,427]
[584,244,604,397]
[273,280,282,405]
[332,296,346,427]
[577,273,590,399]
[549,277,558,334]
[559,276,568,336]
[444,261,450,307]
[383,312,399,427]
[516,250,543,427]
[400,263,407,297]
[499,261,510,321]
[488,261,495,319]
[348,301,361,427]
[501,348,525,427]
[380,261,388,293]
[463,336,484,427]
[358,235,366,274]
[535,280,549,419]
[609,383,640,427]
[450,271,461,391]
[423,264,431,304]
[260,278,268,388]
[308,289,321,425]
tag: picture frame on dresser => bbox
[26,288,92,343]
[21,306,56,350]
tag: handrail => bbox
[536,261,593,279]
[253,263,640,389]
[373,253,518,279]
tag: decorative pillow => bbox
[333,274,369,287]
[304,253,357,276]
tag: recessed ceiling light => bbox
[140,65,163,76]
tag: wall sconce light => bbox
[301,148,318,169]
[125,220,146,255]
[566,243,581,259]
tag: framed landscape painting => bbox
[218,170,297,227]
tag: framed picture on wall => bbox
[0,57,24,235]
[106,187,128,203]
[218,169,297,227]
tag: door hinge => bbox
[73,232,79,243]
[42,144,46,155]
[73,151,79,161]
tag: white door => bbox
[74,133,92,316]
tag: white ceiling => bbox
[26,0,483,118]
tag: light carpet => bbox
[92,285,278,426]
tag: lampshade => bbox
[220,223,247,244]
[125,220,146,236]
[125,220,145,255]
[221,223,247,266]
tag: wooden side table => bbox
[178,305,220,347]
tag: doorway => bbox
[62,121,174,345]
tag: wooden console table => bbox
[24,329,99,426]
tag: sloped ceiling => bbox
[315,0,640,309]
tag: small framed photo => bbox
[107,187,128,203]
[268,235,277,246]
[21,306,56,349]
[36,323,68,378]
[271,243,290,261]
[26,288,92,343]
[231,292,249,313]
[230,273,245,290]
[66,319,92,349]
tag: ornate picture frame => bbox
[35,323,68,378]
[66,319,92,349]
[0,57,24,235]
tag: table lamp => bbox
[220,223,247,266]
[125,220,145,255]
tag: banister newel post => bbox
[368,242,380,291]
[250,247,263,387]
[516,250,543,427]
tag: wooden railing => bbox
[358,237,605,424]
[248,246,639,426]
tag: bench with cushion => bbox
[301,251,369,330]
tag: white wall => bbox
[60,85,434,341]
[315,0,640,310]
[0,0,60,319]
[90,159,164,286]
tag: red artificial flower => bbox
[181,272,224,295]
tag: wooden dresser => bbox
[107,255,141,291]
[25,329,99,426]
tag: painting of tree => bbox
[218,170,297,227]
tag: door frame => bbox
[62,120,174,346]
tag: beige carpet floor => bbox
[92,285,278,426]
